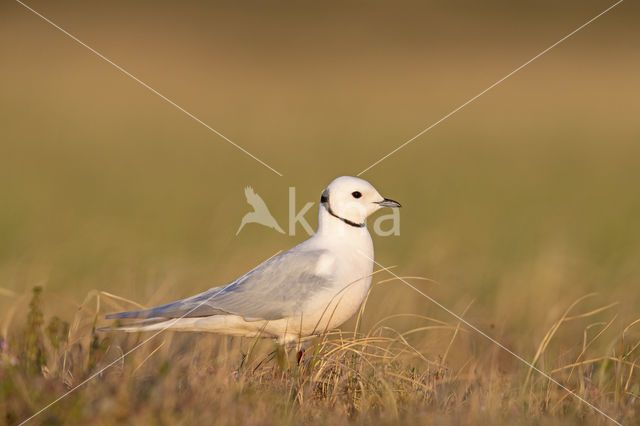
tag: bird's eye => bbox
[352,191,362,199]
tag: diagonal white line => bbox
[15,0,283,177]
[19,303,230,426]
[358,250,623,425]
[17,250,283,425]
[357,0,624,176]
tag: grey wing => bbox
[106,249,332,322]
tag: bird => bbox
[236,186,284,235]
[103,176,401,344]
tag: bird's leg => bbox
[296,340,309,365]
[273,343,290,371]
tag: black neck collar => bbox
[320,193,365,228]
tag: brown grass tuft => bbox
[1,284,638,425]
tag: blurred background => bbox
[1,0,639,348]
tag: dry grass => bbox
[1,280,638,425]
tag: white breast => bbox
[290,235,374,336]
[314,252,336,278]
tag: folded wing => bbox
[106,248,332,323]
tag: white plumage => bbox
[104,176,400,343]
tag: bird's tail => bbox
[97,318,176,333]
[98,316,213,333]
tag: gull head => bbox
[320,176,401,226]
